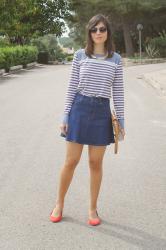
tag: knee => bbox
[64,157,80,170]
[89,158,102,170]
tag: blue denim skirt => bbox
[62,93,115,146]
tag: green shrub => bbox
[0,45,38,71]
[0,50,5,69]
[145,44,160,58]
[0,36,10,47]
[149,30,166,58]
[31,34,65,63]
[66,55,73,61]
[21,46,38,66]
[0,47,15,71]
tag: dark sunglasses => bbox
[90,27,107,33]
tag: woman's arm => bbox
[112,55,125,129]
[62,51,80,124]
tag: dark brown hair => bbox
[85,14,115,58]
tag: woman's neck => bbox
[93,44,106,55]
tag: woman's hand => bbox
[119,128,125,141]
[60,123,68,136]
[118,124,125,140]
[120,128,125,137]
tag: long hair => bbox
[84,14,115,58]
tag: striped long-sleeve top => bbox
[62,48,125,129]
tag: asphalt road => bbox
[0,63,166,250]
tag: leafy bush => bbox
[0,47,14,70]
[0,50,5,69]
[30,34,65,63]
[66,55,74,61]
[21,46,38,66]
[148,30,166,58]
[145,44,160,58]
[0,35,10,47]
[0,45,38,71]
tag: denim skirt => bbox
[62,93,115,146]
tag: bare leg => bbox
[88,145,107,219]
[52,141,84,216]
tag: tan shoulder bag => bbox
[111,110,124,154]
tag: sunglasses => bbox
[90,27,107,33]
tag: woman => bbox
[50,14,125,226]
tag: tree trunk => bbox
[122,19,134,57]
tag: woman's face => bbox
[90,21,107,45]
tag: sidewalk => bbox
[142,64,166,97]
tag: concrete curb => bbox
[142,75,164,96]
[9,65,23,73]
[0,69,5,76]
[26,62,37,69]
[0,62,43,77]
[143,68,166,97]
[0,61,69,78]
[122,58,166,67]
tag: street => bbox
[0,63,166,250]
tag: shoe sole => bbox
[87,219,101,226]
[50,210,62,223]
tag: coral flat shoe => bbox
[87,210,101,226]
[50,210,63,223]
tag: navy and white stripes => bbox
[62,49,125,129]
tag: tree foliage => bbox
[66,0,166,56]
[0,0,70,43]
[31,34,64,60]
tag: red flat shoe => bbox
[87,210,101,226]
[50,209,63,223]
